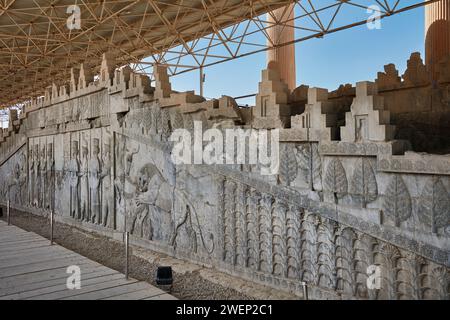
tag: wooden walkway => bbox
[0,220,176,300]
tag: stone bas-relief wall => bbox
[0,53,449,300]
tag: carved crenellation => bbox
[253,61,292,129]
[290,88,341,142]
[341,81,396,143]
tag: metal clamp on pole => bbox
[124,231,129,279]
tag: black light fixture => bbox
[156,266,173,292]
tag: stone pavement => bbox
[0,220,176,300]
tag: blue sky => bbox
[170,6,425,105]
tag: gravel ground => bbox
[0,208,294,300]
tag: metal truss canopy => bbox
[0,0,438,108]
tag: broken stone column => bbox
[341,82,395,142]
[425,0,450,80]
[267,5,296,91]
[253,62,291,129]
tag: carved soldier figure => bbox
[18,153,27,206]
[68,141,81,219]
[100,139,112,228]
[114,139,126,230]
[45,143,54,210]
[33,144,39,207]
[40,145,46,208]
[28,147,34,207]
[13,162,21,205]
[79,142,89,221]
[89,138,101,224]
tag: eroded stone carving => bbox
[324,158,348,204]
[383,175,412,227]
[1,54,448,301]
[350,157,378,208]
[68,141,81,219]
[419,177,450,234]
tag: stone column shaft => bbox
[425,0,450,79]
[267,5,296,91]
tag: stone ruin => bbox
[0,52,448,300]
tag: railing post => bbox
[50,209,54,245]
[302,282,309,300]
[124,231,129,279]
[7,188,10,226]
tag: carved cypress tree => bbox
[419,177,450,234]
[324,158,348,204]
[351,158,378,208]
[383,175,411,227]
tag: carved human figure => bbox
[100,141,112,228]
[114,138,126,230]
[79,143,89,221]
[13,162,21,205]
[18,153,27,205]
[45,144,54,210]
[129,164,163,240]
[89,139,101,224]
[33,145,39,207]
[40,145,46,208]
[172,204,198,254]
[68,141,81,219]
[28,147,34,207]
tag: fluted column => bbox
[267,5,296,91]
[425,0,450,79]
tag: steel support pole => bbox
[124,232,129,279]
[199,67,204,97]
[302,282,309,300]
[7,188,10,226]
[50,209,54,245]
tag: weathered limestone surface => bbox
[0,53,449,300]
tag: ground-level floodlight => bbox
[156,266,173,292]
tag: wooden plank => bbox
[0,241,55,253]
[102,287,168,300]
[0,256,88,278]
[144,293,178,300]
[24,276,137,300]
[0,261,97,287]
[0,221,176,300]
[0,244,74,260]
[1,273,128,300]
[0,251,81,269]
[0,233,38,241]
[63,282,154,300]
[0,236,47,245]
[0,267,119,296]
